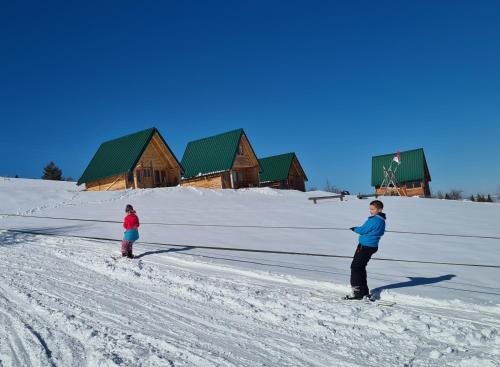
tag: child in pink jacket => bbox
[122,204,140,258]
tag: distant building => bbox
[181,129,260,189]
[372,148,431,197]
[259,153,308,192]
[78,128,183,191]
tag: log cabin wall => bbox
[375,180,429,197]
[221,171,232,188]
[260,180,285,189]
[85,174,127,191]
[231,166,260,188]
[180,174,223,189]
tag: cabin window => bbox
[237,145,244,155]
[154,170,161,184]
[127,172,133,183]
[143,168,151,178]
[161,170,167,183]
[136,170,142,183]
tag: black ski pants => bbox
[350,244,378,296]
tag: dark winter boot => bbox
[342,289,365,300]
[342,294,364,300]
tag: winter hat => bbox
[125,204,135,213]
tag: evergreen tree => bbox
[470,195,475,202]
[445,193,450,200]
[42,161,63,180]
[487,194,493,203]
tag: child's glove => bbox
[350,227,356,232]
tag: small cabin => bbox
[259,153,308,192]
[372,148,431,197]
[181,129,260,189]
[77,127,183,191]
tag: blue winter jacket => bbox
[353,213,386,247]
[123,229,139,242]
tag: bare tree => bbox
[324,180,341,194]
[447,189,463,200]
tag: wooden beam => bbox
[308,194,344,204]
[230,170,235,189]
[357,193,379,199]
[104,175,122,191]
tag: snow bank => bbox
[1,178,499,366]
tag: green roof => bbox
[259,153,307,183]
[371,148,431,187]
[78,127,182,185]
[181,128,259,179]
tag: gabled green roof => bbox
[181,128,259,179]
[78,127,182,185]
[371,148,431,187]
[259,153,307,183]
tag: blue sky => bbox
[1,1,499,195]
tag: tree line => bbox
[434,190,495,202]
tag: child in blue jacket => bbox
[344,200,386,300]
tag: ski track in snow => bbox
[18,188,154,216]
[1,231,499,367]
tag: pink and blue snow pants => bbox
[121,240,134,256]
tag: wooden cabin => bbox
[259,153,308,192]
[77,127,183,191]
[372,148,431,197]
[180,129,260,189]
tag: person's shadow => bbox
[135,246,191,259]
[370,274,456,299]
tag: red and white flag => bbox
[393,150,401,164]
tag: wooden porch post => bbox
[230,170,235,189]
[133,170,138,189]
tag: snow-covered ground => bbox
[0,177,499,366]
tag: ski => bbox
[366,296,396,307]
[340,295,396,307]
[110,255,135,260]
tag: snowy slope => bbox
[0,178,499,366]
